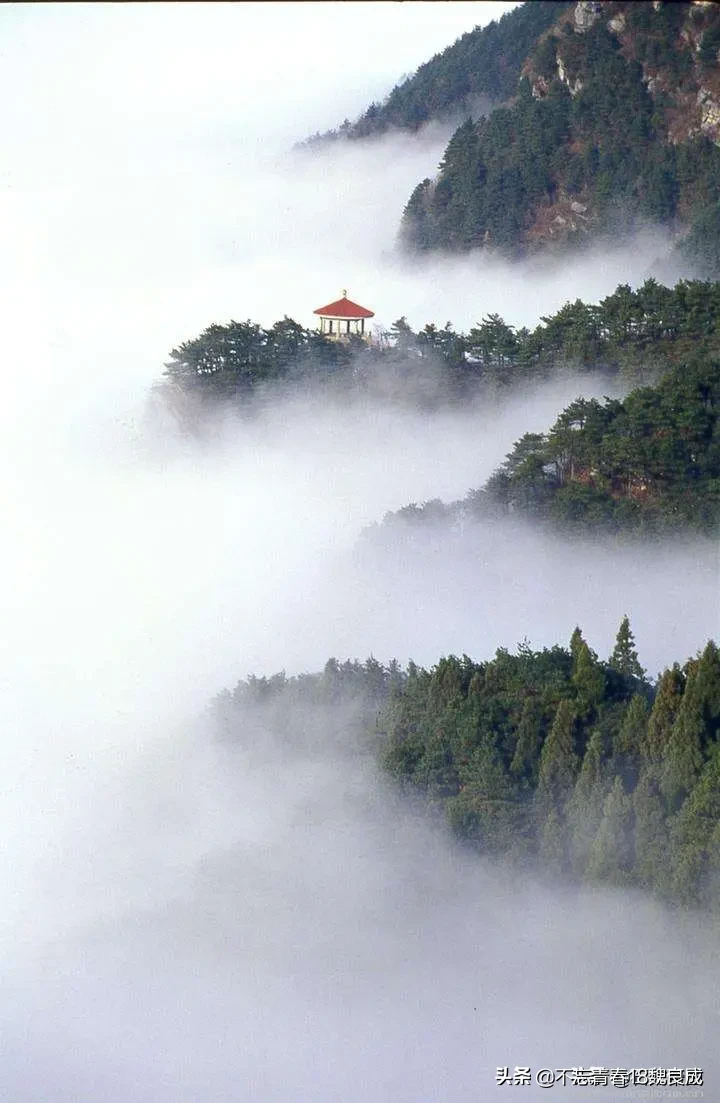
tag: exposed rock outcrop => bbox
[574,2,603,34]
[698,86,720,140]
[557,55,584,97]
[401,0,720,258]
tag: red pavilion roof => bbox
[313,295,375,319]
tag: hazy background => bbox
[1,3,718,1099]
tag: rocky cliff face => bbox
[527,0,720,147]
[574,2,603,33]
[400,0,720,261]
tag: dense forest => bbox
[163,277,720,402]
[300,2,568,145]
[401,0,720,264]
[162,279,720,535]
[478,356,720,534]
[182,2,720,935]
[212,623,720,912]
[402,1,720,267]
[371,350,720,537]
[310,0,720,269]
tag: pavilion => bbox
[313,291,374,340]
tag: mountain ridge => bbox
[299,2,566,145]
[309,1,720,273]
[402,0,720,268]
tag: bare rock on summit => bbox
[574,2,604,35]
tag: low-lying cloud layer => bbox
[3,380,718,1100]
[1,3,718,1099]
[3,688,719,1102]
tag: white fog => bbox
[1,2,718,1100]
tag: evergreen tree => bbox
[704,821,720,912]
[569,626,584,671]
[693,640,720,745]
[537,698,580,809]
[509,696,544,786]
[586,777,634,886]
[389,316,417,353]
[573,641,606,718]
[660,665,706,810]
[447,735,530,859]
[669,744,720,906]
[642,665,684,767]
[539,804,569,877]
[609,615,645,679]
[226,632,720,912]
[633,772,669,895]
[567,728,609,877]
[612,693,649,788]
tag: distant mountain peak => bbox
[399,0,720,275]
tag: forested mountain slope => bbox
[477,357,720,534]
[162,278,720,407]
[370,348,720,538]
[162,279,720,535]
[214,626,720,912]
[401,0,720,270]
[301,2,566,144]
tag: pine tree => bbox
[510,696,544,786]
[586,777,634,885]
[535,698,579,868]
[567,728,609,877]
[669,744,720,906]
[387,658,405,695]
[389,316,416,352]
[448,735,527,857]
[660,665,705,811]
[570,626,584,672]
[537,698,580,808]
[642,664,684,767]
[612,693,649,788]
[693,640,720,745]
[539,804,569,876]
[573,641,606,717]
[609,615,646,679]
[633,772,669,895]
[704,820,720,912]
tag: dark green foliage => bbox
[168,279,720,539]
[643,665,685,767]
[509,696,545,786]
[539,804,570,876]
[660,664,706,810]
[668,744,720,906]
[375,633,720,907]
[446,738,531,860]
[610,615,645,680]
[166,273,720,403]
[569,626,585,668]
[572,642,606,718]
[567,729,610,877]
[694,641,720,744]
[477,335,720,535]
[633,772,669,894]
[538,698,579,807]
[612,693,649,789]
[163,316,355,402]
[699,21,720,67]
[301,2,569,144]
[586,777,634,886]
[363,277,720,539]
[216,632,720,910]
[399,2,720,259]
[401,80,573,253]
